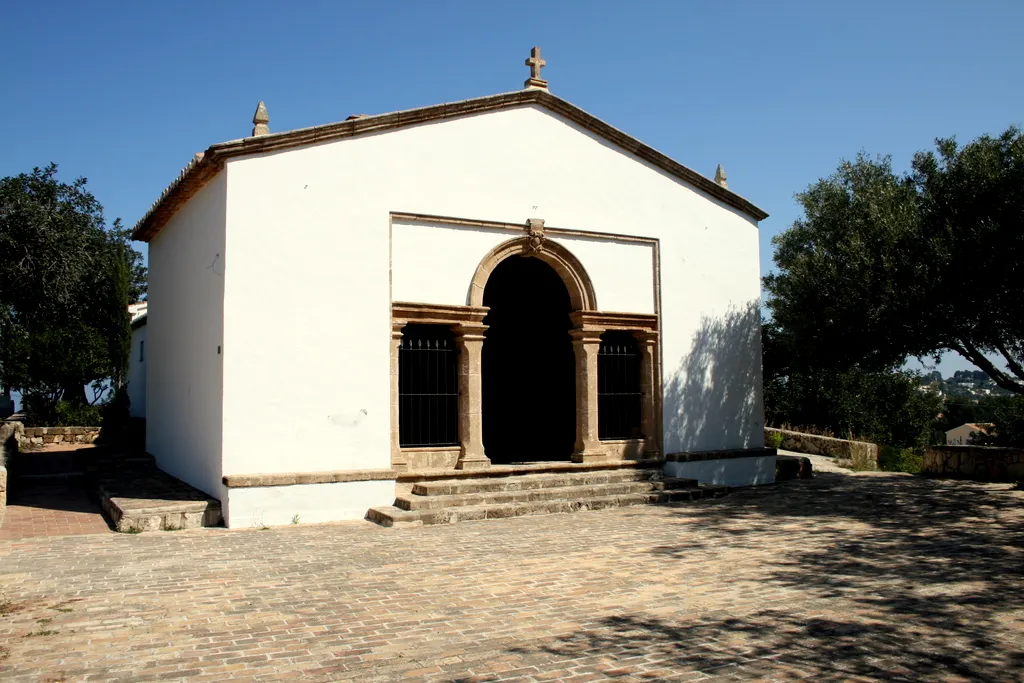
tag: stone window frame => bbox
[390,213,663,471]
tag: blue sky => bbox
[2,0,1022,377]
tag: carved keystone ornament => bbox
[525,218,545,253]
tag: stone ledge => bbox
[397,459,664,482]
[665,447,776,463]
[223,468,398,488]
[92,463,223,532]
[766,427,877,469]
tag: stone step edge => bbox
[106,503,224,533]
[397,459,664,483]
[368,486,729,527]
[398,480,670,510]
[104,496,221,516]
[411,469,679,496]
[404,478,699,508]
[87,467,225,533]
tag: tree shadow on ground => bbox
[663,301,764,453]
[509,474,1024,681]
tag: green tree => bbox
[765,127,1024,394]
[912,128,1024,393]
[763,320,941,450]
[0,164,146,424]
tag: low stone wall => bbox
[19,426,100,448]
[1,421,22,465]
[0,465,6,527]
[765,427,878,470]
[923,445,1024,482]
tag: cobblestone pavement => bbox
[0,483,113,540]
[1,471,1022,682]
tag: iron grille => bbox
[398,325,459,447]
[598,332,643,440]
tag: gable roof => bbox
[132,89,769,242]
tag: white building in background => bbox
[131,49,772,527]
[126,302,147,419]
[945,423,993,445]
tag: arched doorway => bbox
[482,256,576,463]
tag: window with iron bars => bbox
[598,331,643,440]
[398,325,459,447]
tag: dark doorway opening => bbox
[482,256,576,463]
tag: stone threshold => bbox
[665,447,777,463]
[397,459,664,483]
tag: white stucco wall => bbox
[217,104,763,478]
[390,219,655,313]
[146,174,226,498]
[665,456,776,487]
[224,480,396,528]
[126,323,147,418]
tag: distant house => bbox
[127,302,147,418]
[945,423,994,445]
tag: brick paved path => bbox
[0,482,113,540]
[1,471,1022,682]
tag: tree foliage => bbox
[763,320,942,450]
[0,164,146,423]
[764,127,1024,394]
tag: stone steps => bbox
[396,459,661,483]
[397,479,688,510]
[369,486,728,527]
[368,464,725,527]
[410,468,674,496]
[81,448,222,532]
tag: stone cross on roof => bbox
[252,101,270,137]
[524,47,548,91]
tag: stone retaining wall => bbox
[19,426,100,448]
[1,421,21,465]
[765,427,878,470]
[923,445,1024,482]
[0,465,6,527]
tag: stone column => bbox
[454,323,490,470]
[571,328,604,462]
[635,330,660,458]
[390,324,407,470]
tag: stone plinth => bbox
[923,445,1024,482]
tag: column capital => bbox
[569,327,603,344]
[632,329,659,345]
[453,322,488,342]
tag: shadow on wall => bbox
[663,300,763,453]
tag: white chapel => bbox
[132,49,774,527]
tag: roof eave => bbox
[132,89,768,242]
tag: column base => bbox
[456,454,492,470]
[572,450,611,464]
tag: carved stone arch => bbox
[468,236,597,311]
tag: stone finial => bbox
[524,47,549,90]
[714,164,728,189]
[251,101,270,137]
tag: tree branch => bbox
[994,342,1024,382]
[948,340,1024,394]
